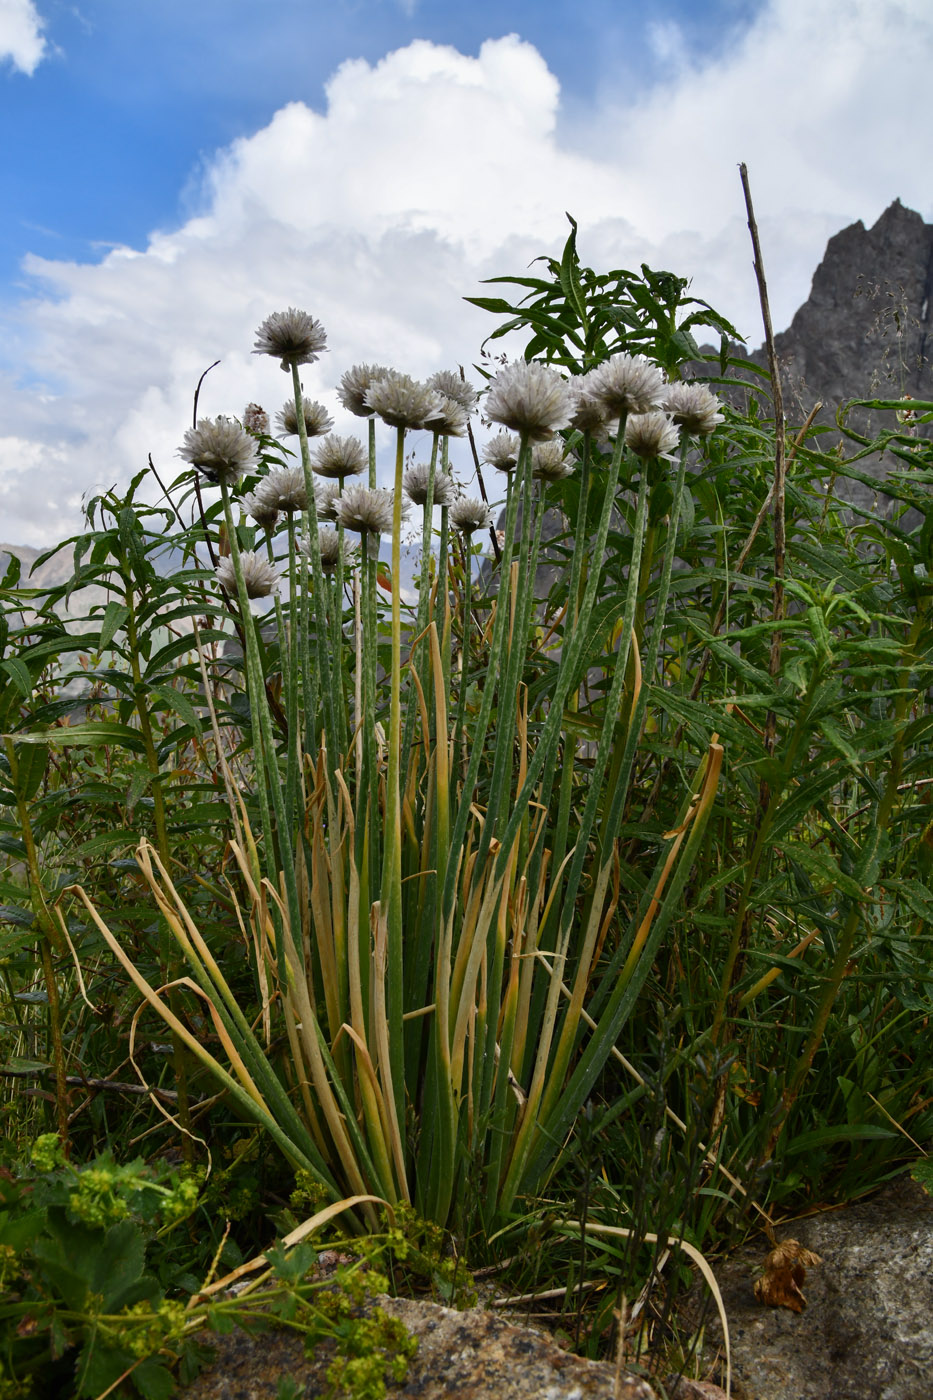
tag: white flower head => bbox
[243,491,280,532]
[663,382,725,437]
[315,482,341,522]
[216,551,280,599]
[365,371,443,430]
[427,369,478,413]
[567,372,615,434]
[481,431,521,473]
[404,463,456,508]
[424,394,469,438]
[179,417,259,487]
[624,411,681,461]
[258,465,309,514]
[276,397,334,439]
[450,497,493,534]
[317,528,342,573]
[484,361,573,442]
[335,483,399,536]
[586,353,666,418]
[312,434,367,480]
[337,363,391,417]
[253,308,327,371]
[532,440,573,483]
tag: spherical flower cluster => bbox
[179,417,259,487]
[484,361,573,442]
[583,353,666,419]
[662,382,725,437]
[481,431,520,473]
[243,403,269,436]
[255,465,309,514]
[450,497,492,534]
[531,440,573,482]
[312,434,367,480]
[364,371,443,430]
[276,397,334,439]
[404,463,456,508]
[567,372,615,434]
[315,482,341,522]
[317,528,342,573]
[624,411,681,461]
[337,363,391,417]
[424,395,469,438]
[334,483,397,536]
[243,491,280,532]
[216,551,280,599]
[427,369,478,413]
[253,308,327,371]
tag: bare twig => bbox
[739,163,785,755]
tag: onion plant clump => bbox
[3,222,931,1291]
[30,300,721,1238]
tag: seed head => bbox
[585,353,666,418]
[253,308,327,371]
[312,434,367,480]
[243,403,269,436]
[481,431,521,473]
[663,382,725,437]
[216,551,280,599]
[337,363,391,417]
[484,361,573,442]
[624,411,680,460]
[404,463,456,508]
[179,417,260,487]
[276,397,334,439]
[450,497,493,535]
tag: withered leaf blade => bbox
[753,1238,823,1313]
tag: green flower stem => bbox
[490,417,632,887]
[220,488,302,980]
[381,424,408,1132]
[368,417,377,489]
[550,435,593,890]
[291,362,338,769]
[427,435,528,1223]
[401,432,440,784]
[471,434,537,878]
[451,530,476,776]
[283,520,301,826]
[534,444,690,1111]
[298,516,319,759]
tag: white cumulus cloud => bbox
[0,0,45,74]
[1,1,932,547]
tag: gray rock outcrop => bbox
[179,1294,659,1399]
[681,1175,933,1400]
[718,199,933,520]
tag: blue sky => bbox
[1,0,757,288]
[1,0,931,545]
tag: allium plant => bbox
[84,272,730,1243]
